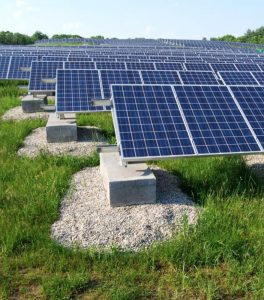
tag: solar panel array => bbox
[1,38,264,163]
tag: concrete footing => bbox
[100,151,156,207]
[46,113,77,143]
[22,94,47,113]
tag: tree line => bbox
[211,26,264,44]
[0,31,105,45]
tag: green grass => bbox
[0,83,264,299]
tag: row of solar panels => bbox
[54,69,264,114]
[1,50,263,59]
[1,46,264,56]
[29,62,264,92]
[1,56,264,81]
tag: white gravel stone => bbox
[51,166,198,251]
[18,127,107,157]
[2,106,49,121]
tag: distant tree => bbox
[31,31,48,42]
[0,31,33,45]
[202,37,207,41]
[51,34,83,39]
[211,26,264,45]
[90,35,104,39]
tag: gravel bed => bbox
[18,127,107,157]
[2,106,49,121]
[51,166,198,251]
[245,154,264,179]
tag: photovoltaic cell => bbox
[174,85,261,154]
[231,86,264,147]
[141,70,181,84]
[100,70,142,98]
[56,69,104,113]
[219,71,258,85]
[29,61,63,92]
[179,71,219,85]
[112,85,195,160]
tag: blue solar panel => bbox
[96,61,126,70]
[235,63,261,72]
[179,71,219,85]
[7,56,37,79]
[112,85,195,160]
[126,62,155,70]
[231,86,264,147]
[67,56,93,61]
[252,72,264,85]
[100,70,142,98]
[174,85,261,154]
[155,62,183,70]
[210,63,237,72]
[219,71,258,85]
[42,56,68,62]
[0,56,11,79]
[29,61,63,92]
[166,56,185,62]
[64,61,95,69]
[56,69,104,113]
[141,70,181,84]
[184,63,212,71]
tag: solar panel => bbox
[235,63,261,72]
[141,70,181,84]
[155,62,183,70]
[252,72,264,85]
[231,86,264,147]
[29,61,63,92]
[96,61,126,70]
[56,69,104,113]
[0,56,11,79]
[184,63,212,71]
[42,56,68,62]
[126,62,155,70]
[179,71,219,85]
[100,70,142,98]
[218,71,258,85]
[112,85,195,160]
[174,85,261,154]
[67,56,93,61]
[210,63,237,72]
[64,61,95,69]
[7,56,37,79]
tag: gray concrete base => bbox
[100,151,156,207]
[21,94,47,113]
[46,113,77,143]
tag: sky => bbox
[0,0,264,39]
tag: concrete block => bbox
[100,151,156,207]
[46,113,77,143]
[21,94,47,113]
